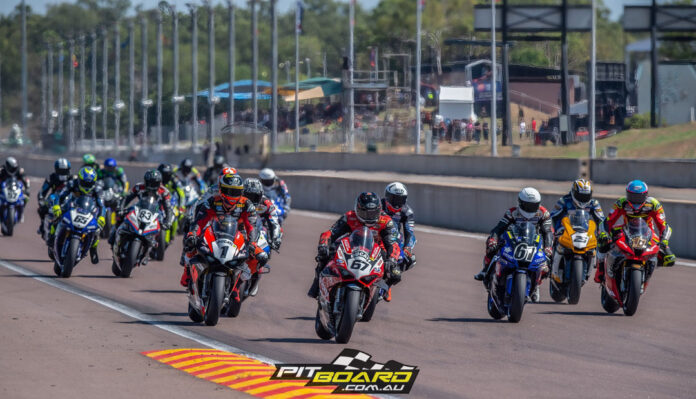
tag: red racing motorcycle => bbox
[315,227,387,343]
[600,218,660,316]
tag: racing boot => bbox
[594,260,605,283]
[89,241,99,264]
[383,288,392,302]
[474,256,492,281]
[180,266,191,288]
[248,273,260,297]
[307,276,320,299]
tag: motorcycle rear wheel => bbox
[601,286,620,313]
[335,289,361,343]
[188,303,204,323]
[314,304,333,340]
[567,259,584,304]
[508,273,526,323]
[204,274,225,326]
[623,268,642,316]
[487,291,504,320]
[360,292,379,322]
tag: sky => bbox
[0,0,656,22]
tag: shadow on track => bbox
[539,311,613,316]
[1,258,53,263]
[285,316,314,321]
[248,337,332,344]
[75,275,119,279]
[119,320,199,326]
[427,317,500,323]
[1,273,56,278]
[144,312,188,317]
[133,289,185,294]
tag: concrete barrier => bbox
[591,159,696,188]
[266,152,583,182]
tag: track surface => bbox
[1,200,695,398]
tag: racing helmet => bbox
[355,192,381,226]
[571,179,592,209]
[517,187,541,219]
[82,153,96,166]
[144,170,162,193]
[220,166,238,177]
[243,178,264,205]
[4,157,19,175]
[213,155,226,169]
[219,172,244,211]
[626,180,648,211]
[104,157,117,172]
[77,166,98,194]
[54,158,71,175]
[384,182,408,212]
[157,163,173,184]
[180,158,193,175]
[259,168,277,188]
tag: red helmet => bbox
[218,172,243,211]
[220,166,238,177]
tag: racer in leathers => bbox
[549,179,604,282]
[381,182,416,301]
[242,177,282,296]
[110,170,174,246]
[202,155,228,188]
[50,166,105,264]
[473,187,554,302]
[307,191,401,300]
[179,172,266,289]
[82,154,101,175]
[37,158,73,236]
[100,158,128,194]
[0,156,31,222]
[157,163,186,230]
[259,168,291,221]
[595,180,675,283]
[175,158,207,194]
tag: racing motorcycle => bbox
[315,227,386,343]
[51,196,100,278]
[99,177,122,239]
[178,181,200,234]
[600,218,659,316]
[111,195,162,278]
[186,215,250,326]
[549,210,597,304]
[485,222,546,323]
[264,188,288,225]
[0,177,25,236]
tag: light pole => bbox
[206,0,215,165]
[295,0,301,152]
[68,39,75,152]
[271,0,278,153]
[58,42,64,136]
[589,0,596,159]
[186,3,199,151]
[41,48,47,132]
[128,21,135,148]
[79,36,86,145]
[114,24,121,150]
[348,0,355,152]
[156,9,163,148]
[48,45,53,133]
[490,0,497,157]
[21,0,27,142]
[90,32,97,149]
[228,0,235,127]
[102,28,108,146]
[160,1,180,150]
[141,15,149,151]
[415,1,422,153]
[251,0,258,129]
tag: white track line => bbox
[0,258,399,398]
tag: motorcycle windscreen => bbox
[349,227,376,254]
[568,209,590,232]
[624,218,654,248]
[512,221,539,246]
[74,195,96,214]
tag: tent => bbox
[272,77,343,102]
[438,86,476,121]
[197,80,272,100]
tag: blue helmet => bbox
[54,158,71,175]
[626,180,648,210]
[104,158,117,168]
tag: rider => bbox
[473,187,554,301]
[202,155,228,188]
[100,158,129,194]
[111,170,174,246]
[37,158,73,236]
[382,182,416,267]
[0,156,31,222]
[50,166,105,264]
[549,179,604,281]
[307,191,401,300]
[157,163,186,223]
[175,158,207,194]
[595,180,675,283]
[179,172,265,289]
[82,154,101,175]
[242,177,282,296]
[259,168,291,214]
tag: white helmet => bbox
[517,187,541,219]
[259,168,277,187]
[385,182,408,211]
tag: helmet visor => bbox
[626,191,647,208]
[221,185,243,198]
[386,193,406,208]
[145,180,160,191]
[260,178,274,187]
[245,191,262,204]
[80,180,96,192]
[356,207,381,224]
[573,191,592,204]
[519,200,540,214]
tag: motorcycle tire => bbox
[188,303,204,323]
[154,232,166,261]
[5,207,15,236]
[335,289,361,343]
[567,259,584,305]
[487,291,504,320]
[226,280,245,318]
[100,210,111,239]
[120,239,141,278]
[204,274,225,326]
[111,261,122,277]
[48,246,55,261]
[53,261,61,277]
[623,268,642,316]
[61,237,81,278]
[360,292,379,322]
[314,304,333,340]
[601,286,620,314]
[549,280,566,303]
[508,273,527,323]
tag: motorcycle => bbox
[600,218,659,316]
[99,177,122,239]
[549,210,597,304]
[152,194,179,261]
[485,222,546,323]
[243,217,274,298]
[315,227,386,343]
[186,215,250,326]
[51,196,100,278]
[264,188,288,225]
[111,195,162,278]
[178,181,200,234]
[0,177,25,236]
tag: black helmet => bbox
[54,158,71,176]
[243,178,264,205]
[355,192,381,226]
[213,155,226,169]
[144,170,162,192]
[158,163,173,183]
[384,182,408,211]
[180,158,193,175]
[5,157,18,175]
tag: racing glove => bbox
[271,236,282,251]
[97,216,106,229]
[403,246,416,269]
[385,259,401,284]
[598,231,611,253]
[317,244,330,261]
[51,204,62,218]
[660,239,675,267]
[183,234,198,252]
[486,236,498,253]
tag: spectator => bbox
[466,119,474,141]
[531,117,537,136]
[474,120,482,143]
[519,120,526,139]
[483,121,489,141]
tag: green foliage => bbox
[627,113,651,129]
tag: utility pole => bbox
[228,0,235,127]
[295,0,301,152]
[128,21,135,148]
[91,32,97,149]
[650,0,659,128]
[69,39,75,152]
[348,0,355,152]
[169,4,180,150]
[102,29,108,146]
[490,0,497,156]
[251,0,258,129]
[141,16,149,152]
[306,58,310,79]
[48,45,54,133]
[207,0,215,166]
[271,0,278,153]
[561,0,569,144]
[21,0,27,142]
[42,49,47,133]
[415,0,422,154]
[114,24,121,150]
[589,0,596,158]
[79,36,86,145]
[187,4,198,152]
[157,10,163,149]
[1,56,4,130]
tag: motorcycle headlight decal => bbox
[339,267,355,280]
[630,236,647,250]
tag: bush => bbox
[627,113,651,129]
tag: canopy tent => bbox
[196,80,272,100]
[266,77,342,102]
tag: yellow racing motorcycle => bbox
[550,210,597,304]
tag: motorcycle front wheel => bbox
[335,289,361,343]
[204,274,225,326]
[567,258,584,305]
[623,268,642,316]
[4,206,15,236]
[61,236,81,278]
[508,273,527,323]
[120,239,141,278]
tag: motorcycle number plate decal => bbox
[213,239,236,263]
[71,210,92,229]
[513,243,536,262]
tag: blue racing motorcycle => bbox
[0,177,25,236]
[52,196,100,278]
[485,222,546,323]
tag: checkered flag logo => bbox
[331,349,416,371]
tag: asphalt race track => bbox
[1,199,695,398]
